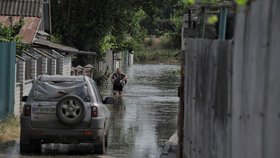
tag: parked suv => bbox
[20,75,113,154]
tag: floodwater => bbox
[0,64,180,158]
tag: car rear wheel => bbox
[20,140,41,153]
[94,135,105,154]
[56,95,86,125]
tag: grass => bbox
[0,115,20,143]
[134,35,180,64]
[134,48,180,64]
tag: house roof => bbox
[22,50,38,59]
[0,0,42,17]
[33,48,49,58]
[0,16,41,43]
[84,64,94,68]
[33,38,97,55]
[52,49,64,58]
[76,65,84,69]
[33,38,79,52]
[16,54,25,61]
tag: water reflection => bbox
[102,64,180,158]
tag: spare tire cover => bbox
[56,95,86,125]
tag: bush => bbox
[92,68,111,86]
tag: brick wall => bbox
[41,57,48,74]
[14,83,21,116]
[51,58,56,75]
[63,56,71,76]
[31,59,37,79]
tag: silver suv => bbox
[20,75,113,154]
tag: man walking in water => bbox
[111,68,128,96]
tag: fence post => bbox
[200,7,206,38]
[41,57,48,74]
[51,58,57,75]
[218,8,228,40]
[31,59,37,79]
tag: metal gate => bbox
[0,42,16,119]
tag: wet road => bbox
[0,64,180,158]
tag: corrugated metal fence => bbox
[231,0,280,157]
[182,0,280,158]
[183,39,232,158]
[0,42,16,119]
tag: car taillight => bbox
[24,105,31,116]
[91,106,98,117]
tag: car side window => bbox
[89,79,102,103]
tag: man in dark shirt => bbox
[111,68,128,96]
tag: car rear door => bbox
[30,80,92,129]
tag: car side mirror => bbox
[103,97,114,104]
[22,96,28,102]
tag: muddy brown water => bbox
[0,64,180,158]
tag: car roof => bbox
[38,75,88,82]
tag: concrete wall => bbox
[98,50,113,74]
[98,50,134,75]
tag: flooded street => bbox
[0,64,180,158]
[104,64,180,157]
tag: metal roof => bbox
[33,38,79,52]
[33,38,97,55]
[0,16,41,43]
[0,0,42,17]
[16,54,25,61]
[22,50,38,59]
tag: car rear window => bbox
[33,81,90,101]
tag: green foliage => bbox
[183,0,195,5]
[135,47,179,64]
[235,0,248,6]
[0,19,23,42]
[0,19,30,51]
[50,34,62,43]
[183,0,249,6]
[136,35,180,64]
[92,68,111,86]
[52,1,147,52]
[207,15,218,24]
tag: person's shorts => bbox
[113,84,123,91]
